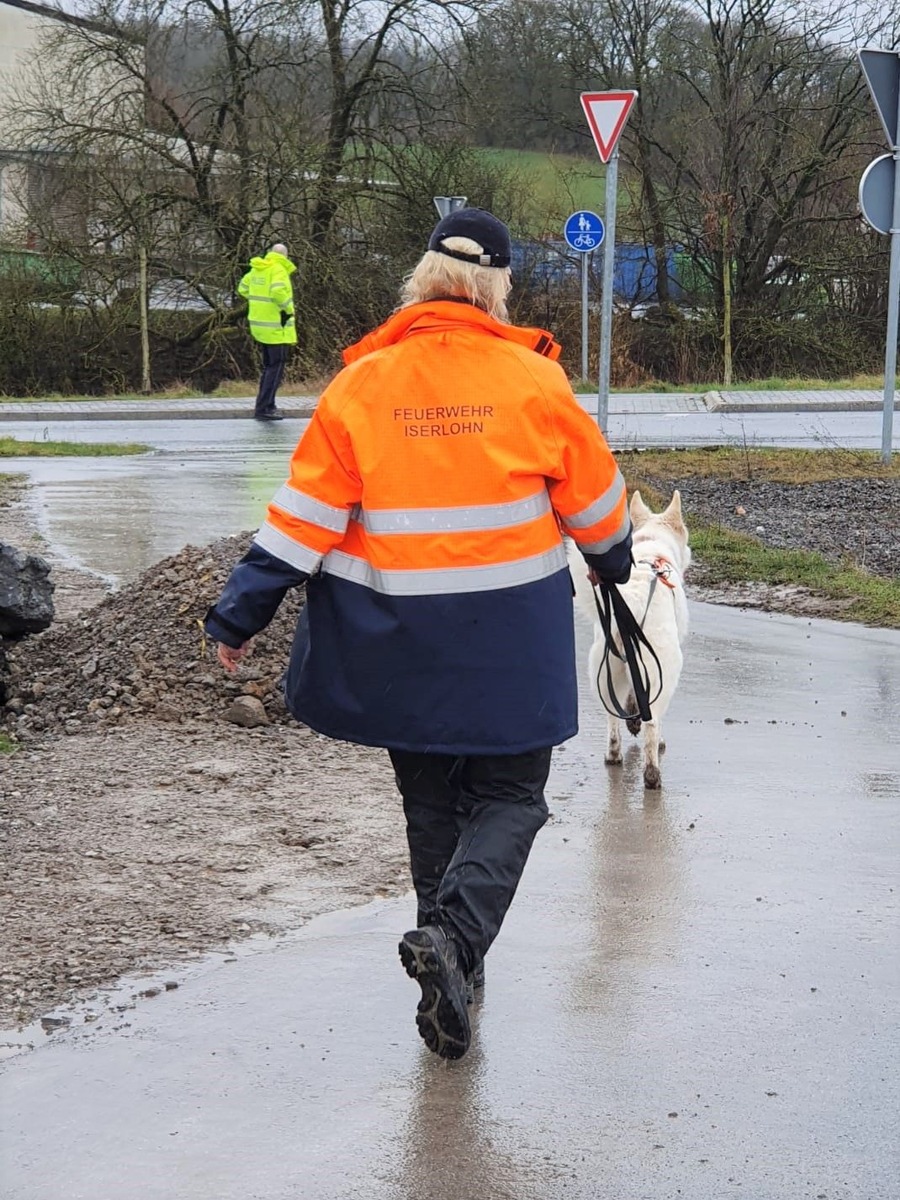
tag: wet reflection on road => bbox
[391,1044,534,1200]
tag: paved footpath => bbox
[708,389,890,413]
[2,605,898,1199]
[0,389,893,422]
[0,396,317,421]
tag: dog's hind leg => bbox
[642,721,662,790]
[625,693,641,738]
[605,715,623,765]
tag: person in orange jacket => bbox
[206,208,632,1060]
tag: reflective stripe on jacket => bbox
[238,251,297,345]
[210,300,632,754]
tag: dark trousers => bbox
[389,748,552,972]
[254,343,289,414]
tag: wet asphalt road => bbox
[3,408,899,586]
[4,401,900,454]
[2,604,898,1199]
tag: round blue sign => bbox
[563,211,605,252]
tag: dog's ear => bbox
[662,489,686,534]
[630,489,653,529]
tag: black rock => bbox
[0,543,55,638]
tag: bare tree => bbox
[453,0,894,321]
[1,0,514,376]
[560,0,690,307]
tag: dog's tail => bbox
[566,538,601,629]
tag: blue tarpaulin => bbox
[510,239,684,304]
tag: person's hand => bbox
[587,568,600,586]
[217,640,252,673]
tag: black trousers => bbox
[254,343,289,414]
[389,748,551,973]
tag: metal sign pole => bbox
[882,99,900,464]
[597,150,619,431]
[581,252,589,381]
[858,48,900,463]
[564,211,604,378]
[432,196,467,219]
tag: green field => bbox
[360,142,623,237]
[478,148,617,233]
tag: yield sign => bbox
[580,91,637,163]
[858,48,899,148]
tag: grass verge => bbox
[618,446,900,484]
[0,378,329,404]
[4,372,892,405]
[688,525,900,628]
[619,448,900,629]
[0,437,148,457]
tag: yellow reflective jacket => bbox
[238,251,297,345]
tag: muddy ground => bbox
[1,471,896,1033]
[0,482,408,1033]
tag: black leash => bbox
[591,580,664,722]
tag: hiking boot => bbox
[399,926,471,1060]
[465,961,486,1006]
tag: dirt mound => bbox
[1,533,304,741]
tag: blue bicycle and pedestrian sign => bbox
[564,211,606,380]
[563,211,605,252]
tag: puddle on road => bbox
[0,895,408,1062]
[9,444,300,586]
[0,932,278,1062]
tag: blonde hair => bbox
[400,236,512,321]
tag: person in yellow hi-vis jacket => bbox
[238,243,297,421]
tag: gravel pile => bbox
[647,475,900,578]
[2,474,897,744]
[1,533,305,741]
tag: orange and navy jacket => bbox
[206,300,632,754]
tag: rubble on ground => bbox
[644,476,900,578]
[3,474,898,746]
[0,533,304,741]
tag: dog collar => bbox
[637,556,678,589]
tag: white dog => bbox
[569,490,691,790]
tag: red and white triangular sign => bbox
[580,91,637,163]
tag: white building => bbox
[0,0,131,250]
[1,0,46,238]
